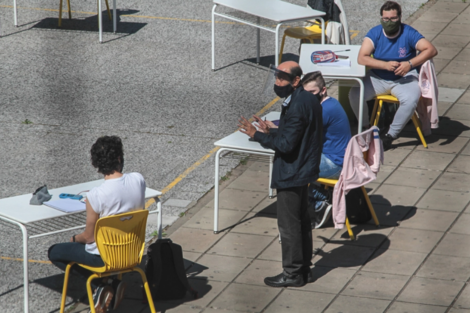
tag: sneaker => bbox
[90,284,114,313]
[110,279,127,310]
[381,133,395,151]
[314,201,332,229]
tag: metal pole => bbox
[113,0,116,33]
[99,0,103,43]
[211,4,217,70]
[256,17,260,64]
[214,148,225,233]
[275,23,283,67]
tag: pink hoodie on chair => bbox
[417,59,439,136]
[332,127,384,229]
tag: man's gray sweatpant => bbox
[348,70,421,138]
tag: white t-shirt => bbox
[85,172,146,255]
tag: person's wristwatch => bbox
[72,235,76,242]
[408,60,413,69]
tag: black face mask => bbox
[273,84,294,98]
[314,92,323,102]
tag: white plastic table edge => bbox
[211,1,325,69]
[0,185,162,313]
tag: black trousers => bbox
[277,185,313,276]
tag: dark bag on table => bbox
[346,187,372,224]
[144,238,197,300]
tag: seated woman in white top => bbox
[48,136,146,313]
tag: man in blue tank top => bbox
[348,1,437,150]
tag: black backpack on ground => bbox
[346,187,372,224]
[144,238,197,300]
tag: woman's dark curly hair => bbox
[90,136,124,175]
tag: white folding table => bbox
[0,179,162,313]
[299,44,366,133]
[10,0,117,42]
[213,111,280,233]
[211,0,325,69]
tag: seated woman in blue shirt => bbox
[348,0,437,150]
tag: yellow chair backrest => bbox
[94,210,149,272]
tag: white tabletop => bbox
[214,112,280,153]
[299,44,366,78]
[214,0,325,23]
[0,179,162,224]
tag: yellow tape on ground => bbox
[1,256,52,264]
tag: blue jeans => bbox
[309,154,342,210]
[48,242,104,283]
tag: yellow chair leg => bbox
[370,99,380,126]
[345,218,355,240]
[67,0,71,19]
[59,263,74,313]
[135,267,157,313]
[104,0,111,20]
[58,0,63,27]
[86,274,99,313]
[279,33,287,64]
[411,113,428,148]
[361,186,379,226]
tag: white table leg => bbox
[211,4,217,70]
[355,77,365,134]
[268,155,274,198]
[320,17,325,44]
[214,148,226,233]
[156,197,162,239]
[113,0,116,33]
[99,0,102,43]
[256,17,260,64]
[13,0,17,26]
[275,23,283,67]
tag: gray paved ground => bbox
[0,0,464,311]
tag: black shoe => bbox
[264,272,306,288]
[314,201,332,229]
[90,284,113,313]
[381,133,395,151]
[110,279,127,310]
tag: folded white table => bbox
[213,111,280,233]
[299,44,366,133]
[0,179,162,313]
[212,0,325,69]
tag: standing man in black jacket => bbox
[238,61,323,287]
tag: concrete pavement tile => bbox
[302,266,357,294]
[461,142,470,155]
[163,279,229,309]
[184,252,203,268]
[455,49,470,62]
[312,243,375,269]
[450,214,470,234]
[324,295,390,313]
[251,197,277,215]
[169,228,222,254]
[393,136,422,150]
[209,283,280,313]
[434,47,466,60]
[416,136,468,154]
[437,73,470,89]
[384,168,440,189]
[204,189,266,212]
[417,188,470,212]
[417,11,459,23]
[416,254,470,281]
[447,104,470,121]
[194,254,251,282]
[369,203,414,226]
[365,182,380,194]
[231,213,279,237]
[434,172,470,192]
[388,228,444,254]
[387,301,447,313]
[448,155,470,174]
[226,171,270,192]
[257,240,283,262]
[434,233,470,258]
[449,308,470,313]
[371,184,426,206]
[400,150,455,171]
[207,233,273,258]
[330,224,393,247]
[439,87,467,103]
[398,209,458,232]
[438,101,454,116]
[433,35,470,49]
[433,59,451,74]
[410,21,449,34]
[362,248,427,276]
[312,227,342,242]
[459,91,470,104]
[382,149,412,167]
[397,277,464,306]
[442,23,470,37]
[235,259,282,286]
[159,305,203,313]
[263,289,335,313]
[454,284,470,309]
[454,14,470,24]
[341,271,409,300]
[420,31,438,42]
[374,165,395,184]
[427,1,470,13]
[184,207,247,231]
[247,160,271,173]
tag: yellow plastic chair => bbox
[59,210,157,313]
[58,0,111,27]
[317,151,380,241]
[278,22,326,64]
[370,95,428,148]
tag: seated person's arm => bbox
[411,38,438,68]
[357,38,399,72]
[71,201,99,244]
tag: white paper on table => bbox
[316,59,351,67]
[43,198,86,213]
